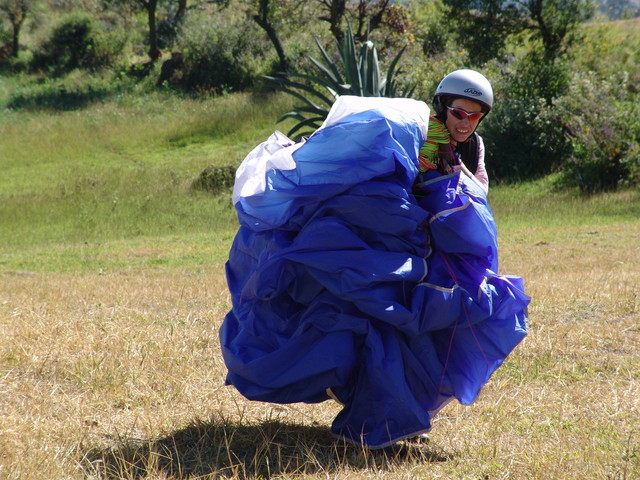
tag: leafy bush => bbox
[398,0,464,100]
[31,11,99,75]
[443,0,524,64]
[506,49,571,105]
[483,60,639,190]
[0,28,10,56]
[481,55,572,181]
[91,26,130,72]
[191,165,236,193]
[482,95,570,181]
[29,11,133,76]
[173,10,271,94]
[555,71,640,191]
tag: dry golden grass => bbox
[1,223,638,479]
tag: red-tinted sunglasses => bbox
[447,106,484,122]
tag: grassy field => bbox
[0,90,638,479]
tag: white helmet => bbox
[433,69,494,116]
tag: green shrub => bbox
[31,11,99,75]
[191,165,236,193]
[0,54,31,74]
[0,28,10,56]
[506,49,571,105]
[482,95,570,181]
[172,11,271,93]
[91,25,130,72]
[29,11,128,77]
[480,49,578,181]
[483,59,640,190]
[556,70,640,191]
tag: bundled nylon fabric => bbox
[221,96,529,448]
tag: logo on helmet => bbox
[464,88,482,96]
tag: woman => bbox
[419,69,493,194]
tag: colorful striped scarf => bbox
[418,117,451,172]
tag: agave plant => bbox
[266,24,415,139]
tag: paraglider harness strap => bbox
[436,251,492,401]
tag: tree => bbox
[353,0,389,37]
[252,0,290,72]
[444,0,523,63]
[521,0,594,61]
[136,0,160,60]
[0,0,31,58]
[317,0,346,43]
[317,0,404,44]
[121,0,230,60]
[444,0,593,64]
[175,0,186,21]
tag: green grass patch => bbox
[0,88,299,272]
[0,232,235,273]
[2,87,639,274]
[490,175,640,232]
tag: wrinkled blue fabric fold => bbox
[221,100,529,448]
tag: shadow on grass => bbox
[82,419,452,479]
[7,85,112,111]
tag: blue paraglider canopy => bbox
[221,96,529,448]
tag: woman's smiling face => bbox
[445,97,484,144]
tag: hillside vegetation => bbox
[1,1,639,189]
